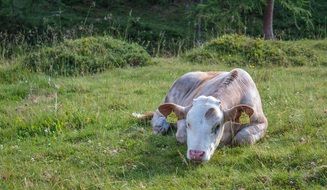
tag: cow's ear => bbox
[223,104,254,123]
[158,103,191,119]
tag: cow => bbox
[135,68,268,162]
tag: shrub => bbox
[24,36,153,76]
[183,34,319,66]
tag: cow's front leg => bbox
[233,120,268,145]
[176,119,187,144]
[151,111,171,134]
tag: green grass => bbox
[0,52,326,189]
[183,35,324,66]
[23,36,152,76]
[1,1,191,56]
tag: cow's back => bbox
[164,71,222,106]
[164,69,262,112]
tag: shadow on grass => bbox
[113,123,198,181]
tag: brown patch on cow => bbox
[158,103,191,119]
[158,104,174,117]
[200,72,221,82]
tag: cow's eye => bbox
[211,124,220,134]
[187,123,191,128]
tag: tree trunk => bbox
[196,0,204,45]
[263,0,275,40]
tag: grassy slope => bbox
[0,39,326,189]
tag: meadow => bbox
[0,35,326,189]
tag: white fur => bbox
[132,112,144,118]
[185,96,224,161]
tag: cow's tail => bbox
[132,112,154,121]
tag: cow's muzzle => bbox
[189,150,205,161]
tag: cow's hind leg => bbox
[233,118,268,145]
[151,110,171,134]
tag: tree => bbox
[263,0,275,40]
[190,0,313,40]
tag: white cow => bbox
[138,68,268,162]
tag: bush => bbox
[24,36,153,76]
[183,34,319,66]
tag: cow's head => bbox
[158,96,254,162]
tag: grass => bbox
[23,36,152,76]
[0,51,326,189]
[1,1,192,56]
[183,35,324,66]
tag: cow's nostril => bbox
[189,150,205,161]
